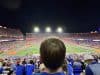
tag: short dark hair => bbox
[29,60,34,64]
[40,38,66,71]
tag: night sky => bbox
[0,0,100,34]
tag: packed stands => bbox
[26,33,100,51]
[0,26,24,42]
[0,53,99,75]
[0,26,24,54]
[0,28,100,75]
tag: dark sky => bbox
[0,0,100,33]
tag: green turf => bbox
[15,44,94,56]
[0,44,95,57]
[66,44,94,53]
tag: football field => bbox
[0,43,95,57]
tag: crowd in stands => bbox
[26,33,100,45]
[68,33,100,40]
[0,28,100,75]
[0,51,100,75]
[0,41,26,53]
[0,27,23,42]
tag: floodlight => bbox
[45,27,51,32]
[0,26,2,28]
[4,27,7,29]
[56,27,63,33]
[34,27,40,32]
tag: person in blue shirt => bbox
[34,38,66,75]
[0,67,3,74]
[85,55,100,75]
[73,60,83,75]
[67,63,74,75]
[67,57,74,75]
[85,63,100,75]
[25,60,34,75]
[15,62,25,75]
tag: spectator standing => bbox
[34,38,66,75]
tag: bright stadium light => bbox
[56,27,63,33]
[34,27,40,33]
[0,26,2,28]
[45,27,52,33]
[4,26,7,29]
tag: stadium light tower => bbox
[56,27,63,33]
[34,26,40,33]
[45,27,52,33]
